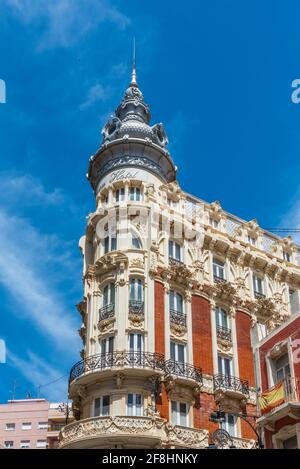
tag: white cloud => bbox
[0,173,81,353]
[80,83,109,110]
[3,0,130,49]
[8,350,68,401]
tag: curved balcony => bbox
[59,416,209,449]
[59,416,166,449]
[69,351,165,386]
[99,303,115,321]
[164,359,203,386]
[128,300,144,316]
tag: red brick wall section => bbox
[240,404,258,440]
[154,281,169,420]
[191,295,213,374]
[236,311,255,386]
[193,392,218,437]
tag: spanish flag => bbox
[259,382,285,414]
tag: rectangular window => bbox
[218,355,233,377]
[104,235,117,254]
[129,333,143,353]
[20,440,30,449]
[116,188,125,202]
[213,258,225,280]
[253,274,264,295]
[22,422,32,430]
[5,423,15,431]
[94,395,110,417]
[221,414,237,437]
[171,401,188,426]
[103,283,115,306]
[38,422,48,430]
[36,440,47,448]
[168,240,181,261]
[283,251,291,262]
[4,441,13,448]
[170,341,186,363]
[130,279,143,302]
[101,336,114,355]
[169,290,183,314]
[127,393,142,416]
[215,307,229,329]
[129,187,141,201]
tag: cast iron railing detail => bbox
[213,274,227,284]
[169,257,184,267]
[170,309,187,328]
[128,300,144,316]
[213,374,249,396]
[216,325,232,342]
[99,303,115,321]
[254,291,265,300]
[165,359,203,385]
[69,352,165,384]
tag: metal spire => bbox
[131,37,137,86]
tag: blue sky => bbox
[1,0,300,402]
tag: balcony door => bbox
[221,413,237,437]
[215,307,229,329]
[103,283,115,307]
[274,353,292,396]
[218,355,233,378]
[129,333,143,366]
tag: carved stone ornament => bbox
[98,317,115,333]
[130,258,144,269]
[128,312,144,327]
[115,372,125,389]
[94,252,128,275]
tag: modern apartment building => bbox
[0,399,72,449]
[59,63,300,449]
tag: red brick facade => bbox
[191,295,213,374]
[236,311,255,386]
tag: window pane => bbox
[169,291,174,310]
[175,243,181,260]
[224,358,231,377]
[130,279,135,300]
[108,337,114,354]
[171,401,177,424]
[176,293,183,313]
[110,284,115,305]
[178,344,185,363]
[104,237,109,254]
[218,355,223,374]
[129,334,134,351]
[137,334,142,352]
[102,396,110,416]
[94,398,101,417]
[169,240,173,258]
[111,237,117,251]
[170,341,176,361]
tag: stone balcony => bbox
[59,416,209,449]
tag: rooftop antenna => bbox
[131,37,137,86]
[9,379,18,401]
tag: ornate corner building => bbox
[59,65,300,449]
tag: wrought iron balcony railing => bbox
[213,373,249,396]
[128,300,144,316]
[170,309,186,328]
[216,325,232,342]
[99,303,115,321]
[169,257,184,267]
[69,351,165,384]
[254,291,265,300]
[213,274,227,284]
[164,359,203,385]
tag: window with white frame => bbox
[274,353,291,384]
[36,440,47,448]
[170,341,186,363]
[129,333,143,353]
[22,422,32,430]
[213,258,225,281]
[168,198,178,209]
[38,422,48,430]
[101,336,114,355]
[221,413,237,437]
[129,187,141,201]
[115,188,125,202]
[283,251,291,262]
[253,274,265,297]
[171,401,189,426]
[104,224,117,254]
[127,393,143,416]
[103,283,115,307]
[5,423,15,431]
[20,440,30,449]
[169,290,183,314]
[218,354,233,377]
[215,307,229,329]
[169,240,182,261]
[4,441,13,449]
[94,395,110,417]
[129,279,143,303]
[289,289,299,314]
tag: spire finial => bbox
[131,37,137,86]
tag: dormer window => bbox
[283,251,291,262]
[129,187,141,201]
[210,218,219,229]
[116,188,125,202]
[248,235,256,246]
